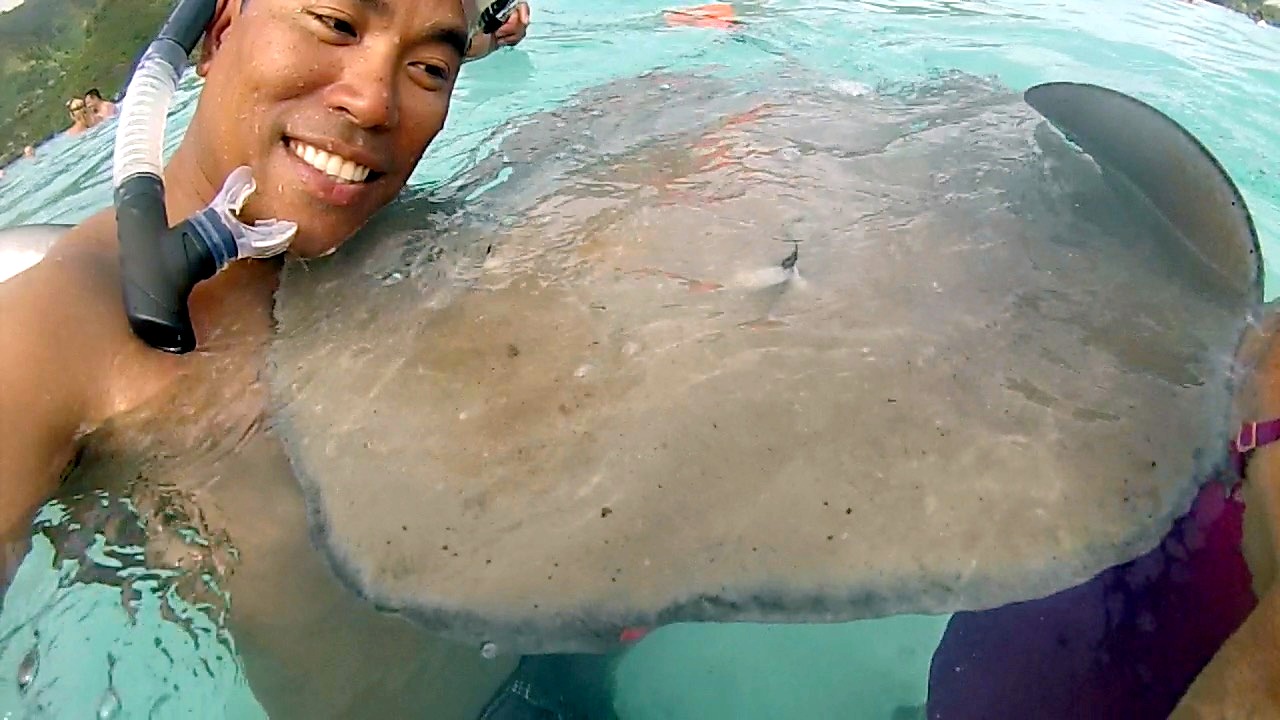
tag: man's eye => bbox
[309,11,357,38]
[411,62,450,83]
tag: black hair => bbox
[85,88,103,99]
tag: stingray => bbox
[261,71,1263,655]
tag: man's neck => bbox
[163,138,223,223]
[159,138,282,347]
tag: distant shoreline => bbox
[0,0,1272,168]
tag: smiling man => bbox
[0,0,536,716]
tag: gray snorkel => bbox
[113,0,296,354]
[476,0,520,33]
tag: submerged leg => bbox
[478,653,620,720]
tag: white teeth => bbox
[289,140,372,183]
[324,154,343,177]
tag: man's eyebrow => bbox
[414,23,470,59]
[348,0,469,59]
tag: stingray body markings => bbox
[265,74,1262,654]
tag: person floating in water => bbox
[0,0,535,716]
[663,2,741,30]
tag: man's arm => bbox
[1,274,88,527]
[0,228,135,574]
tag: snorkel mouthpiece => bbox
[115,168,296,353]
[112,0,296,354]
[192,166,297,265]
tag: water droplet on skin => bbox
[97,688,121,719]
[480,641,498,659]
[16,645,38,692]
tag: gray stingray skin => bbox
[267,72,1261,654]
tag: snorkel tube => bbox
[113,0,296,354]
[476,0,520,33]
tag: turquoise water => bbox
[3,0,1277,280]
[0,0,1277,717]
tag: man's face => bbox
[84,95,102,113]
[192,0,468,257]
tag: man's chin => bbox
[249,202,357,259]
[284,231,352,260]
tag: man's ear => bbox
[196,0,240,77]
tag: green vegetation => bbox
[1213,0,1280,22]
[0,0,174,163]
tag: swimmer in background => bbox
[83,88,118,125]
[0,0,534,717]
[63,97,93,137]
[660,1,777,30]
[663,2,741,30]
[1168,312,1280,717]
[926,305,1280,719]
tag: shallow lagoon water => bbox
[0,0,1277,718]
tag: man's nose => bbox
[324,49,398,129]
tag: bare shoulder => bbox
[0,211,175,440]
[0,212,154,537]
